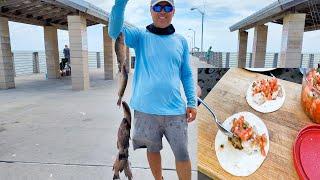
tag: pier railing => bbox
[192,52,320,68]
[12,51,105,76]
[10,51,320,76]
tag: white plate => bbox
[215,112,269,176]
[246,80,286,113]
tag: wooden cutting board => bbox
[198,68,313,180]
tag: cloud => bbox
[7,0,320,53]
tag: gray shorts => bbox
[132,111,189,161]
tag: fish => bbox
[115,33,126,72]
[117,65,128,106]
[115,33,128,107]
[113,101,133,180]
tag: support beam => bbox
[44,26,60,79]
[0,17,15,89]
[309,54,315,68]
[252,24,268,68]
[33,52,40,73]
[0,0,24,7]
[103,25,117,80]
[279,13,306,68]
[96,52,101,69]
[6,1,43,13]
[249,53,253,68]
[237,30,248,67]
[68,15,90,91]
[226,52,230,68]
[273,53,279,68]
[12,52,16,77]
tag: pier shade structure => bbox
[0,0,133,90]
[230,0,320,68]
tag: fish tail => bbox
[117,97,122,107]
[124,160,133,180]
[113,174,120,180]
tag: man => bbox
[205,46,212,63]
[60,45,70,72]
[109,0,197,179]
[63,45,70,64]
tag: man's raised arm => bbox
[108,0,141,48]
[108,0,129,39]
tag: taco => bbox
[215,112,269,176]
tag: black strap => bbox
[118,153,129,160]
[146,24,175,35]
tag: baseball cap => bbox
[151,0,174,6]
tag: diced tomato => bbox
[254,134,267,156]
[311,99,320,123]
[260,134,267,156]
[301,85,313,116]
[231,116,268,156]
[232,116,253,141]
[301,68,320,124]
[238,127,253,141]
[252,77,280,100]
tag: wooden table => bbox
[198,68,314,180]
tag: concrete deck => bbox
[0,56,211,180]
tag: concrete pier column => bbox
[226,52,230,68]
[0,17,15,89]
[96,52,101,69]
[33,52,40,73]
[12,53,16,77]
[125,47,131,73]
[68,15,89,90]
[279,13,306,68]
[273,53,279,68]
[44,26,60,79]
[309,54,315,68]
[252,24,268,68]
[103,26,117,80]
[237,30,248,67]
[249,53,253,67]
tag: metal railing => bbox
[12,51,105,76]
[192,52,320,68]
[9,51,320,76]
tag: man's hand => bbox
[186,107,197,123]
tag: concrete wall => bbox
[0,17,15,89]
[280,13,306,67]
[103,26,117,80]
[68,15,90,90]
[252,25,268,68]
[238,30,248,67]
[44,26,60,79]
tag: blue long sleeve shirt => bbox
[108,0,196,115]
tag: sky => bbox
[8,0,320,53]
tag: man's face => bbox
[150,1,175,28]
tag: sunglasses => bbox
[152,4,174,13]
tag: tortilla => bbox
[245,68,276,72]
[215,112,270,176]
[246,79,286,113]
